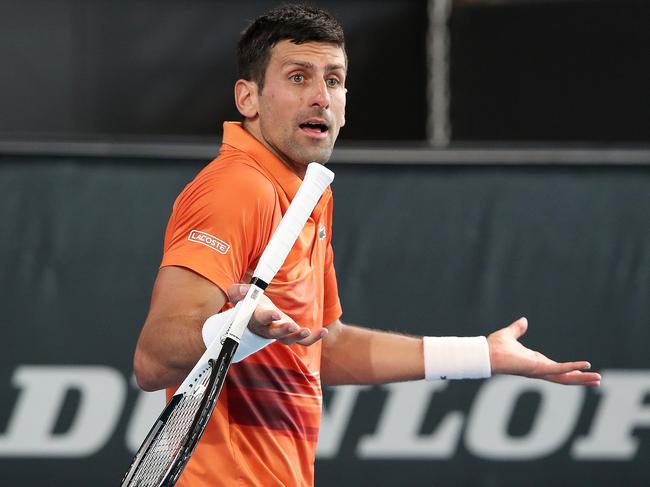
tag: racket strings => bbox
[127,369,212,486]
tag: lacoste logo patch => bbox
[188,230,230,254]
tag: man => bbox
[134,4,600,486]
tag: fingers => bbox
[260,321,301,340]
[249,307,327,347]
[254,307,282,326]
[226,282,326,347]
[542,370,601,387]
[228,284,325,347]
[534,360,592,377]
[506,317,528,339]
[535,360,601,386]
[226,283,249,304]
[276,326,328,346]
[296,328,328,346]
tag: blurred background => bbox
[0,0,649,485]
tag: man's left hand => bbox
[487,317,601,386]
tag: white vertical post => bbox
[428,0,452,147]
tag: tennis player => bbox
[133,4,601,486]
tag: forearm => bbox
[133,272,319,391]
[320,317,600,388]
[133,266,228,391]
[320,322,424,385]
[134,313,207,391]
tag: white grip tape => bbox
[253,163,334,284]
[226,285,263,340]
[202,307,275,363]
[423,336,492,380]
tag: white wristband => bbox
[202,308,275,363]
[423,336,492,380]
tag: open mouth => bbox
[299,121,329,134]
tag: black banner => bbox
[1,156,649,486]
[0,0,426,141]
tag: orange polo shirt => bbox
[160,122,342,486]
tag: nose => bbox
[310,78,330,109]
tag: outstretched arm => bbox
[487,317,600,386]
[320,317,601,387]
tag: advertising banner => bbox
[1,156,648,486]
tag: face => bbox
[240,40,347,176]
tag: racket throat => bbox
[223,282,266,341]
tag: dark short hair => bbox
[237,4,346,90]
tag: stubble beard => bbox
[256,107,339,171]
[289,137,334,165]
[289,108,338,165]
[267,124,337,171]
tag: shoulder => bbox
[178,156,278,215]
[200,155,276,196]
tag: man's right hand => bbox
[134,267,328,392]
[226,283,328,346]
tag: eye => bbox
[326,78,340,88]
[290,74,304,83]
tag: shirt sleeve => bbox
[322,241,342,324]
[321,197,342,324]
[160,162,278,295]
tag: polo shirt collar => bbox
[221,122,332,219]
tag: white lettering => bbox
[317,385,370,458]
[125,377,166,454]
[465,376,584,460]
[357,381,463,458]
[0,366,125,457]
[572,370,650,460]
[188,230,230,254]
[1,366,647,461]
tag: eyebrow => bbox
[283,60,347,73]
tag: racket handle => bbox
[253,163,334,284]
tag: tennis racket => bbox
[121,162,335,487]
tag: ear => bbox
[234,79,259,119]
[340,88,347,127]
